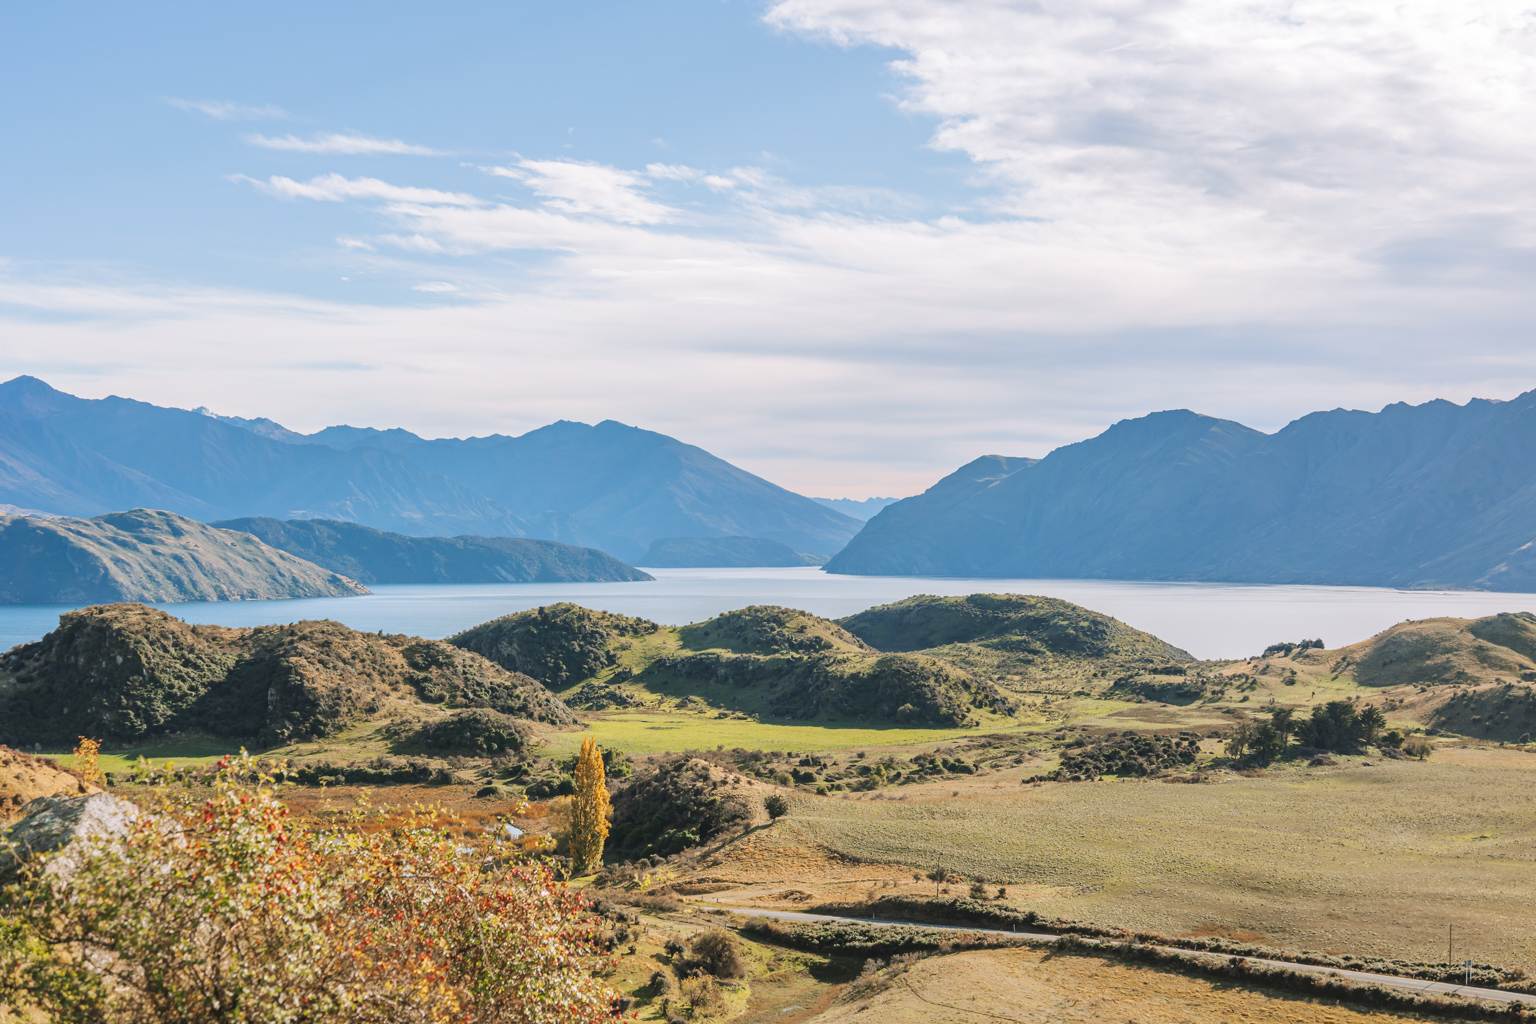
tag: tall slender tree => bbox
[569,736,612,875]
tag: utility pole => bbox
[1447,923,1454,967]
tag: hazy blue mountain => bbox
[215,517,651,584]
[826,393,1536,591]
[0,508,366,604]
[639,535,822,567]
[813,496,901,520]
[0,377,860,562]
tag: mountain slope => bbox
[639,535,820,567]
[0,377,860,561]
[827,393,1536,590]
[214,517,650,584]
[0,509,366,604]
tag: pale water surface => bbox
[4,567,1536,660]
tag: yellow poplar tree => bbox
[73,736,105,788]
[569,736,612,875]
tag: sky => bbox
[3,1,1535,498]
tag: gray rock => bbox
[1,792,143,882]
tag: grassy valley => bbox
[11,595,1536,1024]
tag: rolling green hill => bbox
[839,593,1193,693]
[0,604,573,746]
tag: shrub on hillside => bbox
[607,756,755,861]
[687,929,746,979]
[403,708,530,756]
[648,649,1012,726]
[450,604,658,688]
[1047,731,1200,781]
[0,756,619,1023]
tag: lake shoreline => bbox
[5,566,1536,660]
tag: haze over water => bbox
[5,567,1536,660]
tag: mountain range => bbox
[0,376,859,562]
[827,392,1536,591]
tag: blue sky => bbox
[3,1,1535,495]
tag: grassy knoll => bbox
[775,744,1536,972]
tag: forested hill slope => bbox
[827,393,1536,590]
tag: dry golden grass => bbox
[807,946,1450,1024]
[731,744,1536,972]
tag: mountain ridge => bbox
[827,390,1536,590]
[0,377,859,562]
[213,517,651,584]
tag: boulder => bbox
[1,791,143,882]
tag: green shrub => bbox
[687,929,746,979]
[403,709,529,756]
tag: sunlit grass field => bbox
[780,743,1536,971]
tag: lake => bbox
[5,567,1536,660]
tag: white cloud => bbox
[646,163,739,190]
[412,281,459,293]
[763,0,1536,278]
[168,97,286,120]
[246,132,443,156]
[19,1,1536,494]
[484,159,676,224]
[233,173,480,207]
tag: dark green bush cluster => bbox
[499,746,633,799]
[649,649,1012,726]
[741,919,1016,958]
[0,605,237,744]
[287,757,460,786]
[0,606,576,747]
[727,747,979,794]
[677,606,867,655]
[565,682,646,710]
[401,709,529,756]
[450,603,657,688]
[1262,638,1325,657]
[607,757,754,861]
[1108,675,1210,705]
[1046,731,1200,781]
[1229,700,1390,765]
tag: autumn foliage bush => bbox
[0,755,620,1023]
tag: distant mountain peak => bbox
[0,380,860,564]
[1,374,58,394]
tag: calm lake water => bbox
[5,567,1536,660]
